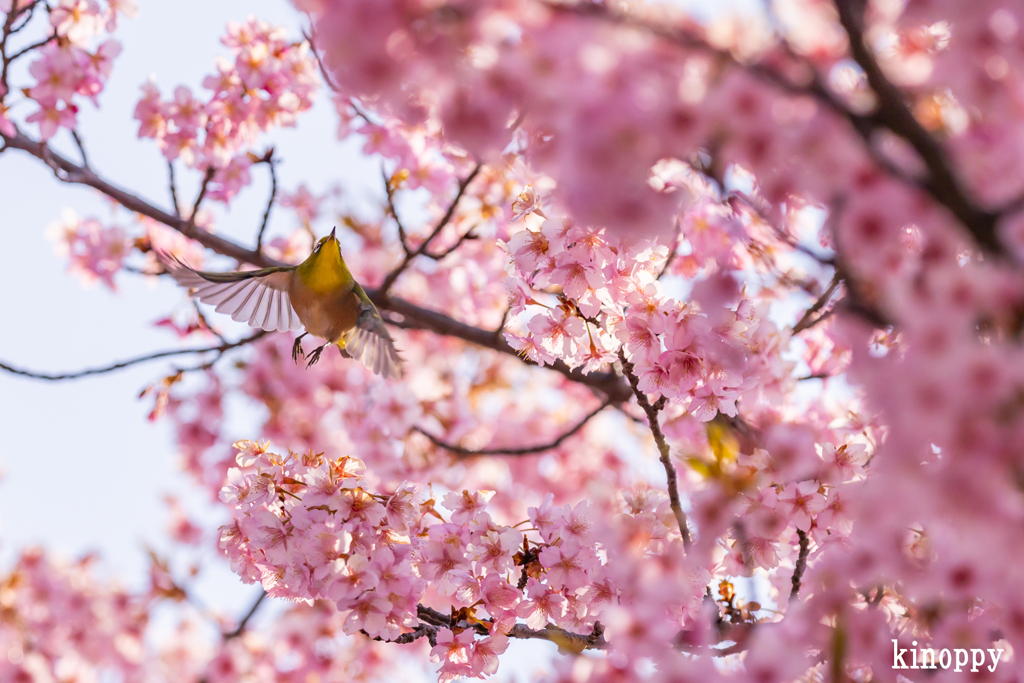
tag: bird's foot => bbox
[305,344,327,368]
[291,334,308,364]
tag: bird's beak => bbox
[329,227,337,241]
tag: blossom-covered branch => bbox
[619,350,691,548]
[0,128,631,400]
[377,163,483,298]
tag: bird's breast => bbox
[289,278,360,343]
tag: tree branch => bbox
[6,28,56,63]
[0,331,267,381]
[0,130,634,402]
[255,153,277,253]
[424,225,478,261]
[618,349,691,548]
[167,160,181,218]
[362,624,437,646]
[8,1,43,34]
[414,604,607,651]
[70,129,90,169]
[377,164,482,298]
[188,165,215,227]
[790,528,810,600]
[793,274,840,333]
[383,165,413,256]
[223,590,267,640]
[415,399,611,457]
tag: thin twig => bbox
[188,166,215,227]
[1,2,46,94]
[415,400,611,457]
[70,129,89,169]
[383,164,413,256]
[424,225,478,260]
[0,331,266,381]
[793,274,840,333]
[790,529,810,600]
[194,301,228,345]
[8,1,42,34]
[658,219,682,280]
[493,306,512,342]
[377,164,482,298]
[167,160,181,218]
[256,155,277,252]
[6,28,56,62]
[223,590,267,640]
[618,349,691,548]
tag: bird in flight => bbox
[160,228,402,379]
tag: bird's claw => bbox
[305,344,326,368]
[292,337,306,364]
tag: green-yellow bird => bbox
[160,228,402,379]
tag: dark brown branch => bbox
[377,164,482,298]
[831,0,1000,255]
[0,130,633,401]
[0,331,266,381]
[790,529,810,600]
[415,400,611,457]
[256,154,277,252]
[223,590,267,640]
[618,349,691,548]
[793,275,840,333]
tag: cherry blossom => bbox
[4,0,1024,681]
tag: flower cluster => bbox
[17,0,132,139]
[219,440,714,680]
[0,547,151,682]
[502,215,793,422]
[46,208,132,289]
[0,545,407,683]
[134,17,318,199]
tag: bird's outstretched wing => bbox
[158,252,303,333]
[341,282,403,379]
